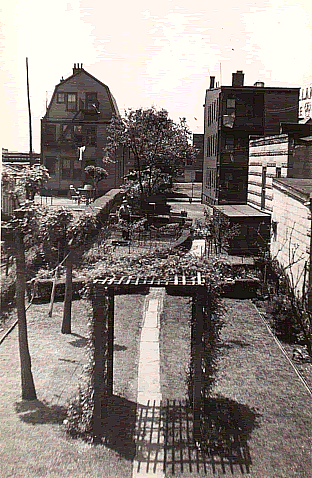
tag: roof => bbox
[45,67,120,117]
[213,204,270,218]
[273,178,312,199]
[207,86,299,93]
[280,122,312,136]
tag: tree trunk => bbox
[14,230,37,400]
[61,250,73,334]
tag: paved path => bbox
[133,288,166,478]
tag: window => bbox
[57,92,65,103]
[85,92,98,111]
[227,99,236,110]
[62,159,71,179]
[261,166,267,210]
[276,167,281,178]
[225,135,234,150]
[85,125,97,146]
[45,156,57,175]
[73,125,83,145]
[43,123,56,145]
[67,93,77,111]
[61,124,73,140]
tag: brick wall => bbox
[271,184,311,298]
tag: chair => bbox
[69,185,81,204]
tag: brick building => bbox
[247,122,312,214]
[271,178,312,305]
[183,133,204,182]
[41,64,130,195]
[203,71,299,205]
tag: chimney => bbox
[73,63,83,75]
[210,76,215,89]
[232,70,244,87]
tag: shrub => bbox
[0,272,16,314]
[267,295,301,343]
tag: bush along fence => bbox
[255,256,312,357]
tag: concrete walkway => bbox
[190,239,205,258]
[133,288,166,478]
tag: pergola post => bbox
[107,287,114,396]
[192,286,206,444]
[91,283,114,440]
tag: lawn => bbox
[1,292,312,478]
[0,295,145,478]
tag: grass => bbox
[160,295,192,401]
[1,292,312,477]
[0,295,144,478]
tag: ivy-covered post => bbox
[90,282,113,441]
[192,286,206,444]
[61,248,73,334]
[107,288,114,396]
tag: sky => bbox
[1,0,312,153]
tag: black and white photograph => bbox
[1,1,312,476]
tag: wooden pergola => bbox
[90,273,209,442]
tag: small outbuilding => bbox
[213,204,271,255]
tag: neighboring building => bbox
[2,149,40,168]
[41,64,130,195]
[271,178,312,305]
[183,134,204,183]
[247,122,312,214]
[203,71,299,205]
[299,84,312,122]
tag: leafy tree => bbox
[84,165,108,197]
[105,107,197,196]
[40,209,99,334]
[40,208,74,265]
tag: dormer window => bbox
[67,93,77,111]
[57,92,65,103]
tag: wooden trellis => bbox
[90,273,208,441]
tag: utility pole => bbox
[308,194,312,311]
[26,57,33,166]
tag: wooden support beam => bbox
[107,288,114,396]
[91,284,113,441]
[192,286,206,444]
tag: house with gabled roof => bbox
[41,64,130,195]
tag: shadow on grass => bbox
[100,395,137,460]
[15,400,67,425]
[131,397,259,475]
[68,334,88,348]
[220,339,251,349]
[114,344,127,351]
[199,395,259,474]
